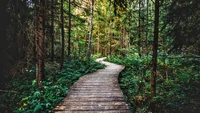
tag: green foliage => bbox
[108,54,200,113]
[107,54,151,112]
[166,0,200,54]
[0,58,105,113]
[1,0,199,113]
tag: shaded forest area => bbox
[0,0,200,112]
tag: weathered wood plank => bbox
[53,110,131,113]
[54,105,129,110]
[57,101,127,106]
[51,58,131,113]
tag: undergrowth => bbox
[107,54,200,113]
[0,58,105,113]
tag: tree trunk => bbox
[151,0,159,112]
[36,0,45,86]
[121,27,124,49]
[138,0,141,56]
[87,0,94,58]
[51,0,54,61]
[146,0,149,56]
[97,26,100,53]
[109,4,112,57]
[68,0,71,57]
[60,0,65,70]
[0,0,9,91]
[33,0,38,68]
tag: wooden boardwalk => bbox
[51,58,131,113]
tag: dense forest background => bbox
[0,0,200,112]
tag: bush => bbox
[0,58,105,113]
[108,54,200,113]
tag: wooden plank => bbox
[53,110,131,113]
[54,105,129,110]
[51,58,130,113]
[57,101,127,106]
[62,97,126,102]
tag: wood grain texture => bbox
[51,58,131,113]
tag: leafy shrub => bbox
[108,54,200,113]
[0,58,105,113]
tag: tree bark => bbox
[36,0,45,86]
[51,0,54,61]
[68,0,71,57]
[146,0,149,55]
[151,0,159,112]
[87,0,94,58]
[138,0,141,57]
[60,0,65,70]
[97,26,100,54]
[109,3,112,57]
[0,0,9,90]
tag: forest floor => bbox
[51,57,131,113]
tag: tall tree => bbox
[60,0,65,70]
[68,0,71,57]
[109,2,112,57]
[87,0,94,58]
[36,0,45,86]
[0,0,9,89]
[146,0,149,53]
[138,0,141,56]
[151,0,159,112]
[51,0,55,61]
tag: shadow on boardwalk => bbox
[51,57,131,113]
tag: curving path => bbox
[51,57,131,113]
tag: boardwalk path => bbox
[52,57,131,113]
